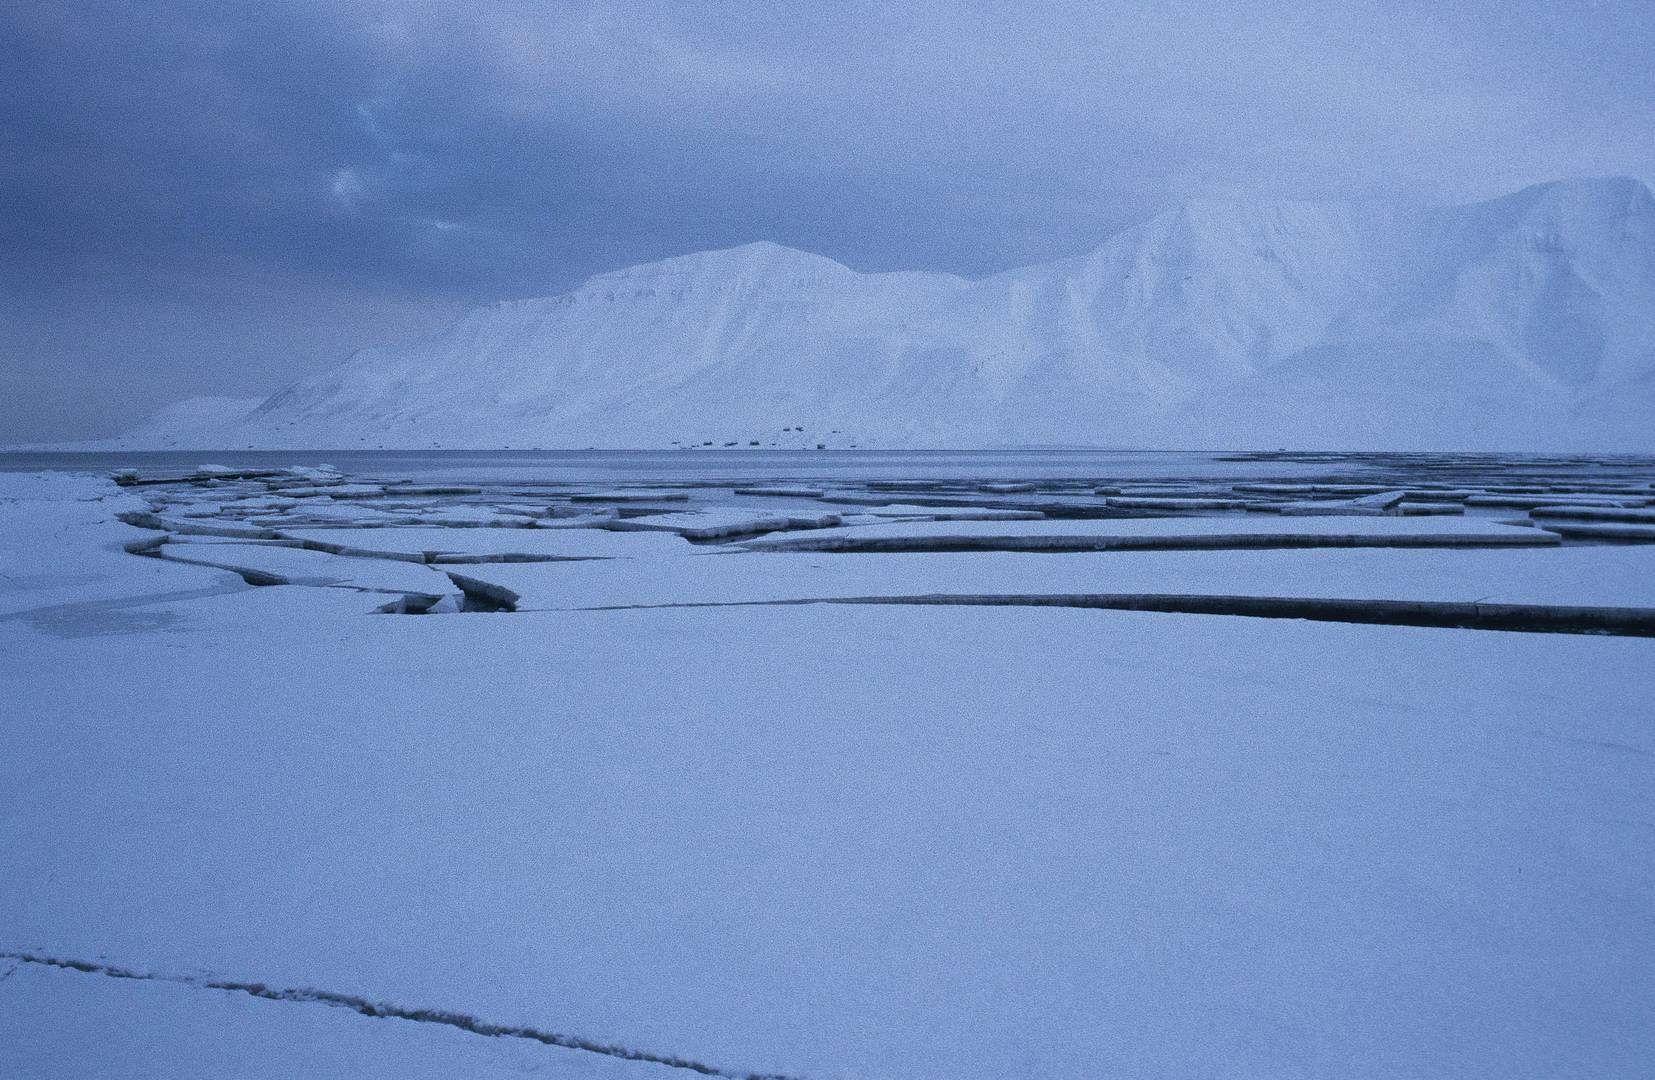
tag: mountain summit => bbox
[128,177,1655,450]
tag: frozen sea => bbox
[3,450,1654,1079]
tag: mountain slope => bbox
[124,177,1655,450]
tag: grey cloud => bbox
[2,0,1652,439]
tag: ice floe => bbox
[1531,521,1655,542]
[732,486,827,498]
[738,516,1558,552]
[1465,493,1649,508]
[1528,505,1655,524]
[439,542,1655,614]
[568,490,690,503]
[1104,496,1248,510]
[604,509,793,540]
[151,541,461,598]
[860,504,1046,521]
[279,526,694,562]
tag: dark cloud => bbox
[3,0,1653,439]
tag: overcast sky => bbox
[3,0,1653,441]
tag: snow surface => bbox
[0,472,241,618]
[90,176,1655,452]
[5,468,1655,1079]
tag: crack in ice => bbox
[551,592,1655,636]
[1,952,799,1080]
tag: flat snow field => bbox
[3,468,1654,1079]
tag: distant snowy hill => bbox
[118,396,267,444]
[119,177,1655,450]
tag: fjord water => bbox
[8,448,1655,484]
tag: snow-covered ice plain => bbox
[4,449,1655,1078]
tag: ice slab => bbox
[732,486,826,498]
[448,543,1655,614]
[116,511,285,540]
[568,490,690,503]
[1272,488,1408,514]
[824,493,1058,508]
[279,526,694,562]
[739,516,1559,552]
[1466,494,1649,508]
[865,480,940,491]
[1105,496,1248,510]
[223,496,303,512]
[1114,486,1244,498]
[270,484,387,499]
[154,542,461,597]
[1307,484,1398,495]
[1276,500,1388,516]
[1234,483,1319,494]
[1532,522,1655,542]
[1529,505,1655,524]
[1398,489,1489,501]
[604,509,792,540]
[391,506,541,527]
[377,485,484,496]
[253,502,420,525]
[860,503,1046,521]
[775,510,843,529]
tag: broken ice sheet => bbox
[279,525,697,562]
[856,503,1045,521]
[152,541,462,597]
[738,515,1560,552]
[440,542,1655,613]
[603,509,792,540]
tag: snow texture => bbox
[4,463,1655,1080]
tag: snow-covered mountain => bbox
[126,176,1655,450]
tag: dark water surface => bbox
[7,448,1654,485]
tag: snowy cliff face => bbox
[135,177,1655,450]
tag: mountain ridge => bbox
[106,176,1655,450]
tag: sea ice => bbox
[1528,505,1655,524]
[739,516,1560,552]
[603,509,793,540]
[4,598,1651,1079]
[152,542,461,597]
[568,490,691,503]
[279,526,694,562]
[860,503,1046,521]
[1530,521,1655,542]
[1105,496,1248,510]
[731,486,827,498]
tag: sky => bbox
[3,0,1653,441]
